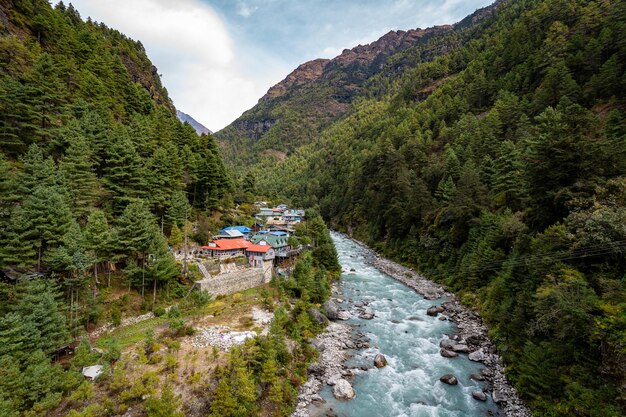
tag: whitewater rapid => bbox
[312,233,499,417]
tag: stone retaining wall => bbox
[197,268,269,296]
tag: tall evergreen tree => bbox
[59,126,100,219]
[102,128,146,213]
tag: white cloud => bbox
[59,0,271,131]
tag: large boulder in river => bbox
[440,349,458,358]
[439,374,458,385]
[426,305,445,316]
[333,379,356,400]
[337,311,351,320]
[451,344,470,353]
[472,391,487,401]
[470,373,485,381]
[374,354,387,368]
[323,300,339,320]
[439,339,456,350]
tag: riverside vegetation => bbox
[217,0,626,415]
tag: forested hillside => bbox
[0,1,230,414]
[220,0,626,415]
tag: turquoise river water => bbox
[312,233,499,417]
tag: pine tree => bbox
[12,279,71,355]
[24,53,67,142]
[116,201,156,296]
[491,140,527,210]
[146,142,183,215]
[85,210,113,286]
[435,176,457,204]
[165,190,190,228]
[16,144,67,199]
[102,128,146,213]
[146,230,180,307]
[168,224,183,247]
[0,206,37,268]
[145,382,184,417]
[59,126,100,219]
[21,186,73,271]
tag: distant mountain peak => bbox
[176,110,212,135]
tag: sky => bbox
[63,0,493,132]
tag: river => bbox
[312,233,499,417]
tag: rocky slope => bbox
[176,110,212,135]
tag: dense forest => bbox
[0,0,233,414]
[219,0,626,415]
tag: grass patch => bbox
[95,317,166,349]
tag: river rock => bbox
[472,391,487,401]
[309,307,329,325]
[358,308,375,320]
[333,379,356,400]
[323,300,339,320]
[468,349,488,362]
[390,319,401,324]
[407,316,422,321]
[492,389,508,404]
[451,344,470,353]
[440,339,456,350]
[337,311,351,320]
[440,349,458,358]
[374,354,387,368]
[426,305,445,316]
[465,335,483,345]
[439,374,458,385]
[470,372,485,381]
[310,394,326,406]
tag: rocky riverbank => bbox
[369,251,532,417]
[291,320,353,417]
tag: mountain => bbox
[176,110,212,135]
[214,1,502,169]
[217,0,626,415]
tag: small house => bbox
[215,229,245,239]
[201,239,252,258]
[250,234,291,257]
[245,244,275,268]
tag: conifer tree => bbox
[22,186,73,271]
[102,128,146,213]
[16,144,67,199]
[85,210,113,286]
[146,142,183,215]
[116,201,156,296]
[0,206,37,268]
[146,230,180,307]
[165,190,190,227]
[59,127,100,219]
[12,279,71,355]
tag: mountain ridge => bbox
[176,110,212,135]
[215,0,503,168]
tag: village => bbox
[175,204,307,296]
